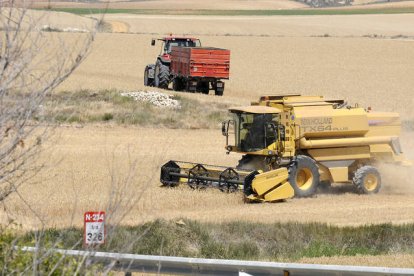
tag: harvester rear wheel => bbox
[288,155,319,197]
[353,166,381,194]
[154,61,170,89]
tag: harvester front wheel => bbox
[288,155,319,197]
[353,166,381,194]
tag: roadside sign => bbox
[84,211,105,246]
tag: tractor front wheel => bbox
[144,64,154,87]
[288,155,320,197]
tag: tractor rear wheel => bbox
[288,155,319,197]
[353,166,381,194]
[154,61,170,89]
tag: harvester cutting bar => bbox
[160,160,250,192]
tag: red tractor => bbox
[144,36,230,96]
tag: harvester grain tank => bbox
[160,95,408,202]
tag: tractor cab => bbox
[222,106,283,154]
[152,36,201,55]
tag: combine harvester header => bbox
[160,95,409,203]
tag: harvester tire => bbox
[353,166,381,194]
[288,155,319,197]
[154,61,170,89]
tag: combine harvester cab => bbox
[161,95,409,203]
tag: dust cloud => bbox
[380,131,414,195]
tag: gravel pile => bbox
[120,91,181,109]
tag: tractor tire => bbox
[352,165,381,194]
[288,155,320,197]
[154,61,170,89]
[144,65,154,87]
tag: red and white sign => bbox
[84,211,105,246]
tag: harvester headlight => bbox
[217,82,223,88]
[193,67,198,72]
[226,146,232,151]
[268,150,273,155]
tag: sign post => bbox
[84,211,105,247]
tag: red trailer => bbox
[170,47,230,96]
[144,36,230,96]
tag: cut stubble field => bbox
[3,126,414,231]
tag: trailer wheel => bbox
[288,155,319,197]
[214,81,224,96]
[154,61,170,89]
[353,166,381,194]
[173,78,184,91]
[215,89,224,96]
[197,81,209,94]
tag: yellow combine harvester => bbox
[160,95,408,202]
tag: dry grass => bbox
[300,254,414,268]
[2,126,414,231]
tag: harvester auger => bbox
[160,95,410,203]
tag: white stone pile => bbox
[40,25,89,33]
[120,91,181,109]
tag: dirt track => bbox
[2,126,413,230]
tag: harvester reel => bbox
[188,164,210,190]
[218,168,240,193]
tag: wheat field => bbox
[53,13,414,120]
[2,10,414,231]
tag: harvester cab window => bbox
[236,113,278,152]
